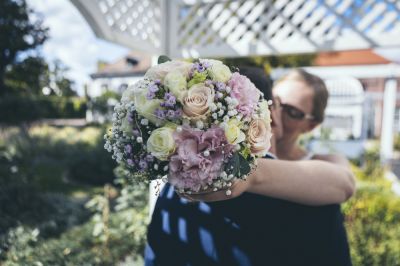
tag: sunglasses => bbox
[281,103,314,120]
[270,96,282,110]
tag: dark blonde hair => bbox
[276,69,328,123]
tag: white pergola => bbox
[70,0,400,58]
[70,0,400,208]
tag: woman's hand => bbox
[177,178,252,202]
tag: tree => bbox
[51,60,77,97]
[222,53,316,76]
[4,56,49,95]
[0,0,48,95]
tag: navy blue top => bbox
[145,163,352,266]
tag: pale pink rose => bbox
[247,118,272,156]
[182,83,215,119]
[168,126,235,192]
[228,72,261,117]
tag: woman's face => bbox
[270,98,283,140]
[272,80,316,140]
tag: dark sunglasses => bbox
[270,96,282,110]
[281,103,314,120]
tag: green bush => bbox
[0,95,87,124]
[343,167,400,266]
[1,125,116,187]
[0,178,148,265]
[394,134,400,151]
[0,126,148,265]
[1,207,147,266]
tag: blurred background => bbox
[1,0,400,265]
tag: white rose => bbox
[164,70,188,102]
[145,60,192,82]
[147,127,176,161]
[121,80,147,103]
[208,61,232,83]
[134,89,164,125]
[258,100,272,123]
[225,119,246,144]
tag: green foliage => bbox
[90,90,120,115]
[158,55,171,64]
[0,125,148,265]
[0,95,86,124]
[343,165,400,266]
[4,56,49,95]
[226,152,251,177]
[0,0,48,94]
[221,53,316,75]
[188,71,207,87]
[394,134,400,151]
[362,146,385,181]
[1,208,147,266]
[1,125,116,187]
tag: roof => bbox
[314,49,391,66]
[90,51,152,79]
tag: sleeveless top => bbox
[145,156,352,266]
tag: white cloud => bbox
[26,0,129,95]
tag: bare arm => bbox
[187,156,356,206]
[248,157,356,206]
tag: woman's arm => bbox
[248,158,355,206]
[187,157,356,206]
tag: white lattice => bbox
[71,0,400,58]
[71,0,163,53]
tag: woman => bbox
[179,68,354,266]
[187,69,355,205]
[146,67,354,266]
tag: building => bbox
[87,51,152,98]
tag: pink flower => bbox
[228,72,261,117]
[168,126,235,192]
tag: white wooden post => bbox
[380,78,397,163]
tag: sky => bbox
[26,0,129,95]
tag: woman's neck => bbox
[276,135,307,161]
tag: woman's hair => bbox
[276,69,328,123]
[238,66,273,101]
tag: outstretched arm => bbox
[248,157,355,205]
[187,157,356,206]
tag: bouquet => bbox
[104,57,273,194]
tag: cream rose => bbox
[182,83,215,120]
[134,90,164,125]
[225,119,245,144]
[208,61,232,83]
[164,70,188,102]
[121,80,147,104]
[247,118,272,156]
[147,127,176,161]
[258,100,272,123]
[145,60,192,82]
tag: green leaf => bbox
[188,71,207,87]
[225,152,251,177]
[226,152,240,176]
[238,153,251,176]
[158,55,171,64]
